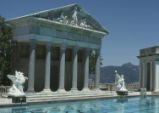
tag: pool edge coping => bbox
[0,94,158,108]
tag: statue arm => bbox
[7,75,16,82]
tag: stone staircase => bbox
[26,90,114,103]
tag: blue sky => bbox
[0,0,159,66]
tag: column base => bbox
[71,88,79,93]
[153,89,159,92]
[41,89,52,93]
[82,88,90,92]
[93,88,102,92]
[26,90,35,93]
[57,89,67,93]
[26,90,35,96]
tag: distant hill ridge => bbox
[100,62,139,84]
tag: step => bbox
[27,94,111,102]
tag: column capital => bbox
[74,45,79,52]
[85,47,90,53]
[46,42,51,52]
[30,39,37,44]
[60,43,67,51]
[46,41,51,46]
[96,49,100,55]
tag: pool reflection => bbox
[1,96,159,113]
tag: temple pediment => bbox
[29,4,108,34]
[17,4,107,35]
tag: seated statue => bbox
[7,71,28,97]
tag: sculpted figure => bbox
[56,12,68,24]
[71,7,78,26]
[7,71,28,97]
[115,70,127,91]
[80,18,87,28]
[80,18,93,29]
[115,70,120,90]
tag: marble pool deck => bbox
[0,91,154,107]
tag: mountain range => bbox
[90,62,139,84]
[100,62,139,84]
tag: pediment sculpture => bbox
[70,7,78,26]
[52,7,93,29]
[7,71,28,97]
[80,18,93,29]
[56,12,68,24]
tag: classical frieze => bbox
[140,46,159,56]
[55,30,101,44]
[34,6,93,30]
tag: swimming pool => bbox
[0,96,159,113]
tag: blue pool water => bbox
[0,96,159,113]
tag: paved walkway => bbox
[0,98,12,104]
[0,91,153,107]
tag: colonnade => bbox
[140,61,159,92]
[27,39,101,93]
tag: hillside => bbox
[100,62,139,84]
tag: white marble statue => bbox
[70,7,78,26]
[56,12,68,24]
[7,71,28,97]
[115,70,128,92]
[80,18,92,29]
[80,18,87,28]
[54,7,93,29]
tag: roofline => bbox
[6,3,109,35]
[140,46,159,51]
[7,17,108,37]
[137,54,159,58]
[6,3,77,22]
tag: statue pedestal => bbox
[116,91,128,96]
[8,96,26,103]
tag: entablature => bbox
[13,34,101,50]
[11,17,102,45]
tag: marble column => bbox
[145,63,148,89]
[154,61,159,92]
[71,46,78,91]
[139,61,143,89]
[58,44,66,92]
[95,49,100,89]
[27,39,36,92]
[142,62,146,88]
[83,48,90,91]
[150,61,153,91]
[43,42,51,92]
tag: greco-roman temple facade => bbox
[7,4,108,98]
[138,46,159,92]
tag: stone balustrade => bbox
[0,86,10,96]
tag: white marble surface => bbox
[115,70,128,92]
[0,98,12,104]
[7,71,28,97]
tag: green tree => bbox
[0,16,12,85]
